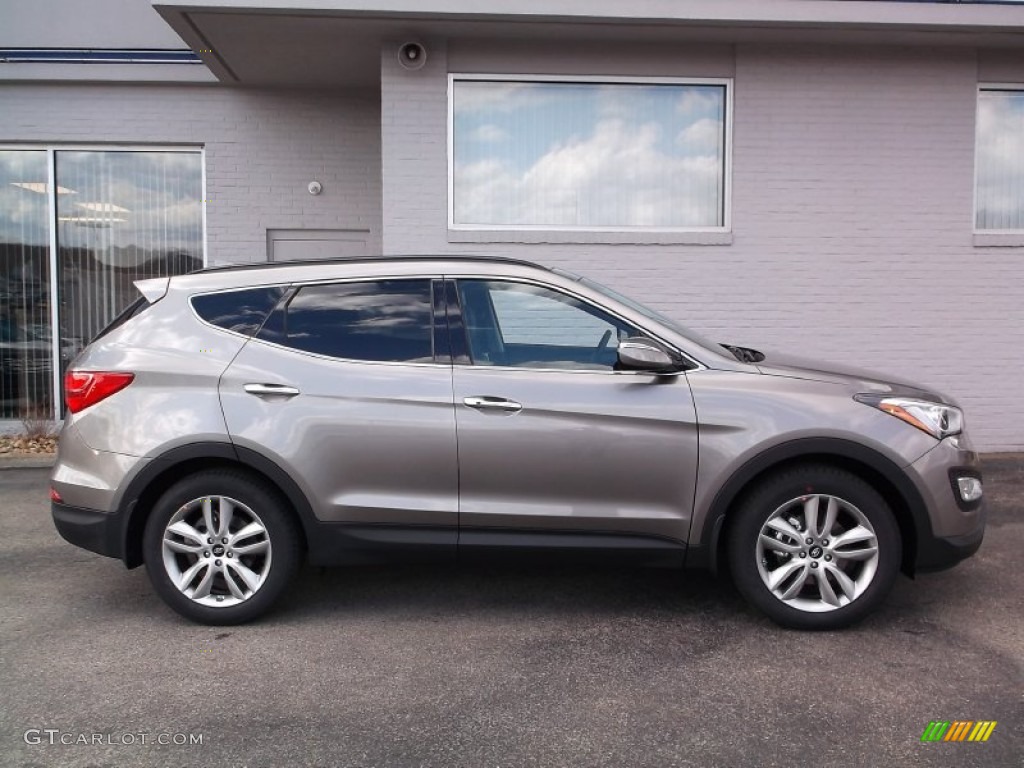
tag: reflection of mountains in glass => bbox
[58,246,202,272]
[1,244,201,310]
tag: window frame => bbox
[446,73,734,237]
[974,83,1024,237]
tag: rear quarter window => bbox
[191,287,287,336]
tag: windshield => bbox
[554,269,727,356]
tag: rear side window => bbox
[259,279,434,363]
[192,287,287,336]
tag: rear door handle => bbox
[244,383,300,398]
[463,396,523,413]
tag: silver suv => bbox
[51,256,985,629]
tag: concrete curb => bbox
[0,455,55,470]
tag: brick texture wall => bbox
[0,84,383,263]
[381,41,1024,451]
[3,44,1022,450]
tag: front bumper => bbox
[915,524,985,573]
[52,502,125,561]
[908,435,986,573]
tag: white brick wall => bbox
[381,41,1024,451]
[0,84,383,263]
[3,42,1022,451]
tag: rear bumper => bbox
[52,502,125,561]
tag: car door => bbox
[219,277,458,558]
[448,277,700,558]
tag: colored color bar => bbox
[943,721,962,741]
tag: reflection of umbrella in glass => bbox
[59,201,130,228]
[10,182,76,195]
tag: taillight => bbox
[64,371,135,414]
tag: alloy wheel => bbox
[755,493,880,613]
[160,495,272,607]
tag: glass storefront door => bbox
[0,150,54,419]
[0,148,204,420]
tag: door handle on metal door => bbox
[463,396,523,413]
[243,383,300,398]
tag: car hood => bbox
[754,351,953,404]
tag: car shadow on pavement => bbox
[278,561,753,624]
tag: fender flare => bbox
[117,442,319,567]
[688,437,932,574]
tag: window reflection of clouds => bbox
[0,151,50,246]
[489,283,628,347]
[290,286,430,330]
[976,90,1024,230]
[54,149,205,358]
[283,281,434,362]
[453,80,726,229]
[55,151,203,256]
[193,288,285,335]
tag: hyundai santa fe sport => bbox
[50,256,985,629]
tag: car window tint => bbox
[274,280,434,362]
[192,287,287,336]
[457,280,638,370]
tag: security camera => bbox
[398,42,427,70]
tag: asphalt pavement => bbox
[0,459,1021,768]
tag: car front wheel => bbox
[727,464,901,630]
[142,470,302,624]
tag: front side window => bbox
[457,280,640,370]
[260,279,434,363]
[976,87,1024,231]
[450,76,729,231]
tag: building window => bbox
[0,147,204,419]
[449,75,731,232]
[976,87,1024,231]
[0,150,51,419]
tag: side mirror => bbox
[616,337,682,373]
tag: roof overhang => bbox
[153,0,1024,88]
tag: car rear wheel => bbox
[143,470,301,624]
[727,464,900,630]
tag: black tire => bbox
[727,464,900,630]
[143,470,302,625]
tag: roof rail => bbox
[193,254,549,275]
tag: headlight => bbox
[854,394,963,440]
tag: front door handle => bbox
[463,396,523,413]
[244,383,300,398]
